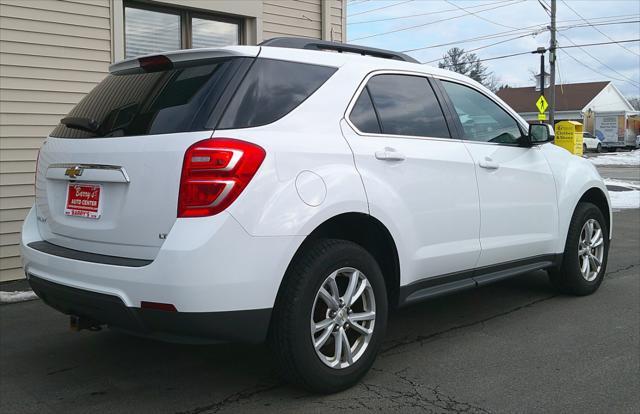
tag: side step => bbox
[400,255,560,307]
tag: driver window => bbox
[441,81,523,145]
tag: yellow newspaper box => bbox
[554,121,584,155]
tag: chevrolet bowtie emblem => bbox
[64,166,84,179]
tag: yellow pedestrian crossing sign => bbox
[536,95,548,114]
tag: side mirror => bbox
[528,123,555,145]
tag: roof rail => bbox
[259,37,419,63]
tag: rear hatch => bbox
[35,48,258,260]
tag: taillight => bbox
[178,138,265,218]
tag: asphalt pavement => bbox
[1,207,638,414]
[2,157,639,414]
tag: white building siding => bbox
[0,0,111,281]
[263,0,322,39]
[0,0,345,281]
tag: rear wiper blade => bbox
[60,117,100,133]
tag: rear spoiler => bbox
[109,46,260,74]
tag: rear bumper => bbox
[21,206,305,341]
[28,274,271,343]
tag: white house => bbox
[497,81,639,144]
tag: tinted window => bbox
[441,81,523,145]
[366,75,450,138]
[51,58,246,138]
[350,87,380,134]
[218,59,337,129]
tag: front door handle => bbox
[375,150,406,161]
[478,158,499,170]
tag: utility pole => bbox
[549,0,557,125]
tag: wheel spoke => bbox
[591,229,602,245]
[584,254,591,276]
[348,311,375,323]
[318,287,339,310]
[342,270,360,307]
[590,254,601,267]
[333,329,343,365]
[587,221,594,241]
[349,279,368,307]
[349,321,373,336]
[581,256,589,275]
[327,277,340,304]
[592,238,603,248]
[341,328,353,365]
[314,318,334,333]
[314,324,334,350]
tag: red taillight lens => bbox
[178,138,266,218]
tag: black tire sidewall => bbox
[279,240,388,392]
[559,203,609,294]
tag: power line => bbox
[348,0,513,25]
[444,0,519,30]
[400,18,639,53]
[347,0,413,17]
[558,48,635,86]
[560,0,640,57]
[537,0,551,16]
[558,33,639,86]
[434,39,640,68]
[351,11,637,27]
[350,0,526,41]
[423,32,536,63]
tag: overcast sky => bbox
[346,0,640,97]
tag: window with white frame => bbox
[124,2,242,58]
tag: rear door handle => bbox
[478,159,499,170]
[375,150,406,161]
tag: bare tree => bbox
[438,47,502,92]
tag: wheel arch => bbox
[577,187,611,237]
[273,212,401,312]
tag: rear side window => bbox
[51,58,248,138]
[217,59,337,129]
[350,87,381,134]
[364,74,450,138]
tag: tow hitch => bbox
[70,315,102,332]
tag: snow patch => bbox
[604,178,640,190]
[589,150,640,166]
[604,179,640,209]
[609,190,640,209]
[0,290,38,303]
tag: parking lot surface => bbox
[2,150,639,413]
[1,207,637,414]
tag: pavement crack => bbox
[606,263,638,277]
[381,294,557,357]
[174,383,282,414]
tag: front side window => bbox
[124,3,241,58]
[441,81,523,145]
[362,74,450,138]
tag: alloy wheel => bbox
[578,219,604,282]
[310,267,376,369]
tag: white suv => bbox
[22,38,611,393]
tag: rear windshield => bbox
[51,57,337,138]
[50,58,248,138]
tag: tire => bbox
[596,143,602,153]
[583,144,587,154]
[548,202,609,295]
[269,238,388,393]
